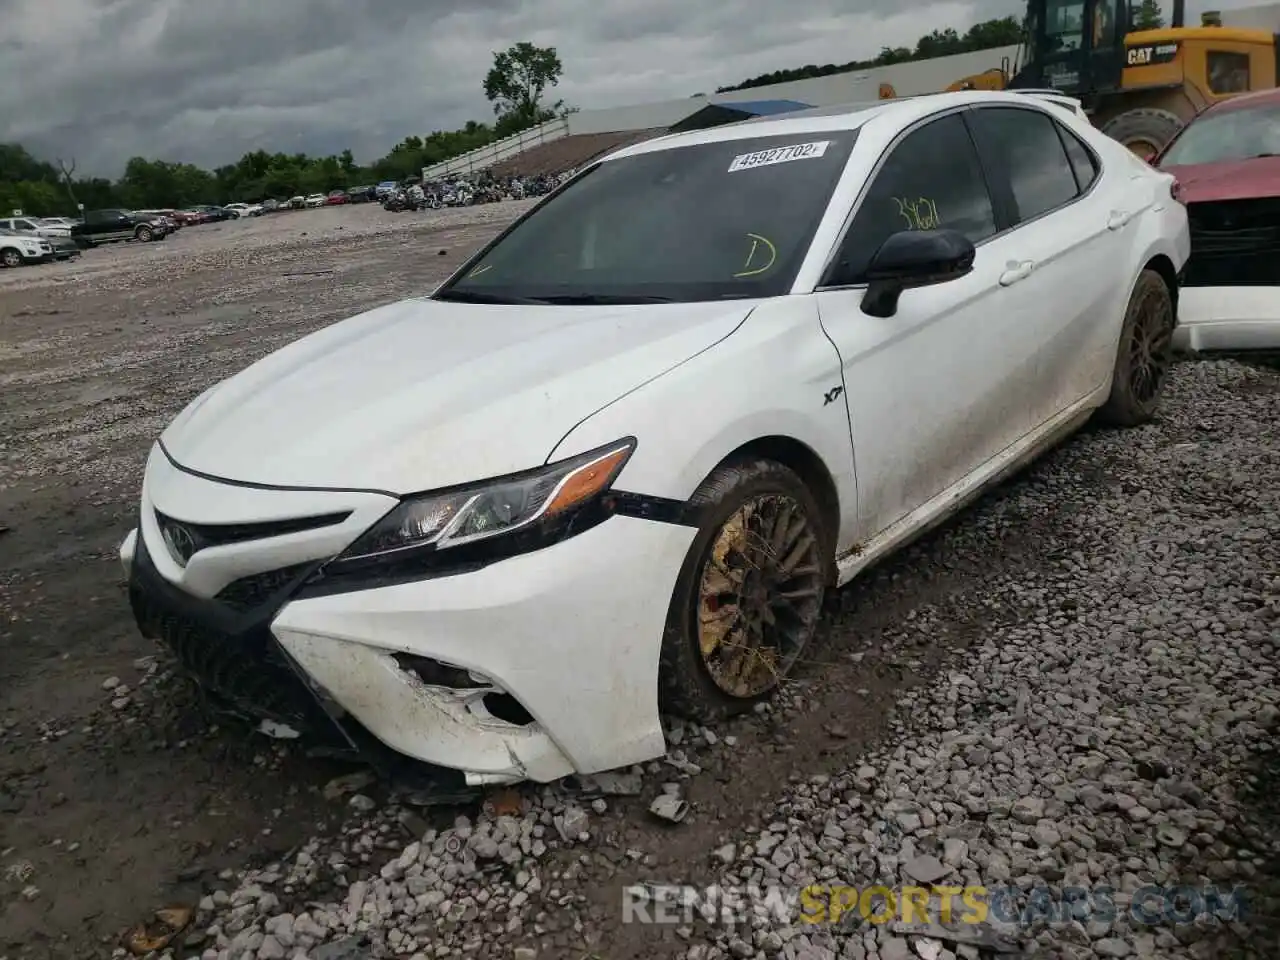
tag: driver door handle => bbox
[1107,210,1133,230]
[999,260,1035,286]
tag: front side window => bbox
[437,132,858,304]
[828,114,996,286]
[967,107,1082,223]
[1207,51,1250,94]
[1160,102,1280,165]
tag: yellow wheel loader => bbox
[889,1,1280,156]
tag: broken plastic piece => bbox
[648,793,689,823]
[257,719,300,739]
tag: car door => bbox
[964,105,1136,419]
[80,211,103,238]
[814,110,1043,543]
[83,210,118,240]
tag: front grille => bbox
[153,509,350,552]
[215,562,315,611]
[130,582,319,727]
[1183,198,1280,287]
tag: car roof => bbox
[606,91,1067,161]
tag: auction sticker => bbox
[728,141,829,172]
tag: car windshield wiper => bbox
[536,293,676,304]
[432,289,550,305]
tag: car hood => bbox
[161,296,754,493]
[1162,156,1280,203]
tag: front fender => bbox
[548,298,861,552]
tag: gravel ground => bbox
[1,204,1277,960]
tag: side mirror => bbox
[860,229,976,318]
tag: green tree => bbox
[716,15,1025,92]
[1132,0,1164,30]
[964,15,1023,48]
[483,42,565,132]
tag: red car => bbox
[1156,87,1280,355]
[325,190,349,205]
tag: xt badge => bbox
[823,385,844,406]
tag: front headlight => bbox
[307,438,635,588]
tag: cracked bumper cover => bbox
[271,513,695,782]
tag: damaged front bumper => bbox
[122,446,694,784]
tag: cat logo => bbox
[1127,42,1179,66]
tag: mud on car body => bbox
[122,91,1190,786]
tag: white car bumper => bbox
[122,445,693,784]
[1174,287,1280,353]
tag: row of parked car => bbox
[0,210,182,266]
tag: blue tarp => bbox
[667,99,813,132]
[720,99,813,116]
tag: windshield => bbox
[1160,103,1280,166]
[436,132,857,304]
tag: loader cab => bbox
[1011,0,1136,99]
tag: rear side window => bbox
[966,107,1082,224]
[830,113,996,285]
[1057,127,1099,191]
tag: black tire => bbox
[658,459,832,721]
[135,225,153,242]
[1097,269,1175,427]
[0,247,22,268]
[1100,108,1183,156]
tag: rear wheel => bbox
[1098,269,1175,426]
[658,460,830,720]
[1100,108,1183,158]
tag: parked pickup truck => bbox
[70,209,171,246]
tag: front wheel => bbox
[0,247,23,268]
[658,460,831,721]
[1097,269,1175,426]
[135,225,153,242]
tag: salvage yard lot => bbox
[1,203,1278,960]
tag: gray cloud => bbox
[5,0,1236,176]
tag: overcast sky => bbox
[0,0,1262,176]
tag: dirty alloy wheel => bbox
[135,225,153,242]
[1097,269,1175,426]
[658,459,831,720]
[0,247,22,268]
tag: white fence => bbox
[421,116,571,180]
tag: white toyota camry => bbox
[121,91,1190,786]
